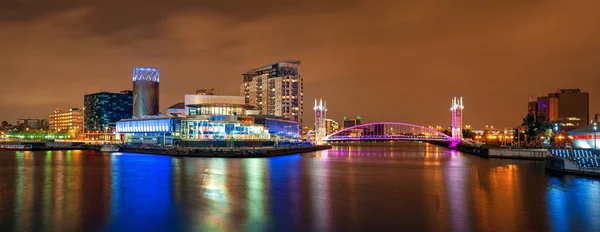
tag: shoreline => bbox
[120,145,332,158]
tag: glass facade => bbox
[188,104,246,116]
[181,120,269,140]
[116,118,179,133]
[265,119,300,139]
[84,91,133,132]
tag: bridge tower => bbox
[314,99,327,145]
[450,97,464,141]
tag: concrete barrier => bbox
[488,148,548,160]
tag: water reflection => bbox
[0,146,599,231]
[244,159,267,231]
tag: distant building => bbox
[40,119,49,130]
[527,100,538,116]
[530,89,589,130]
[343,116,362,128]
[16,118,42,129]
[84,90,133,132]
[241,60,304,128]
[49,108,84,132]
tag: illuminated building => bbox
[241,60,304,128]
[133,67,160,118]
[118,91,300,145]
[314,99,327,144]
[185,94,247,118]
[84,90,133,133]
[49,108,84,133]
[533,89,589,130]
[116,117,181,145]
[324,119,339,135]
[343,116,361,129]
[450,97,464,141]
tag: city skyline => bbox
[2,1,600,128]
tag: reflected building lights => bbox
[311,149,331,232]
[244,159,267,230]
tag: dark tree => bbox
[462,129,475,139]
[521,114,551,142]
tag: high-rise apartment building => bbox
[49,108,84,132]
[529,89,589,130]
[241,60,304,127]
[84,90,133,132]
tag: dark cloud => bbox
[1,0,357,40]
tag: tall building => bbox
[49,108,84,132]
[241,60,304,127]
[531,89,589,130]
[133,67,160,118]
[84,90,133,132]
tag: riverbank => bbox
[121,145,332,157]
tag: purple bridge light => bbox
[323,122,454,142]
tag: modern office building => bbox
[84,90,133,132]
[133,67,160,118]
[16,118,42,129]
[530,89,589,130]
[241,60,304,128]
[49,108,84,132]
[343,116,362,128]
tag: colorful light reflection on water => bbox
[0,144,599,231]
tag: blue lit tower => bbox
[133,67,160,118]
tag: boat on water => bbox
[0,144,33,151]
[100,145,121,152]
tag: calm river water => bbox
[0,143,599,232]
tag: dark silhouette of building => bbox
[133,67,160,118]
[529,89,589,130]
[343,116,362,128]
[84,90,133,132]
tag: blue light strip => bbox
[116,118,173,133]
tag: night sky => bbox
[1,0,600,129]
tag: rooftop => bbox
[247,60,302,73]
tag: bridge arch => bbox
[323,122,452,141]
